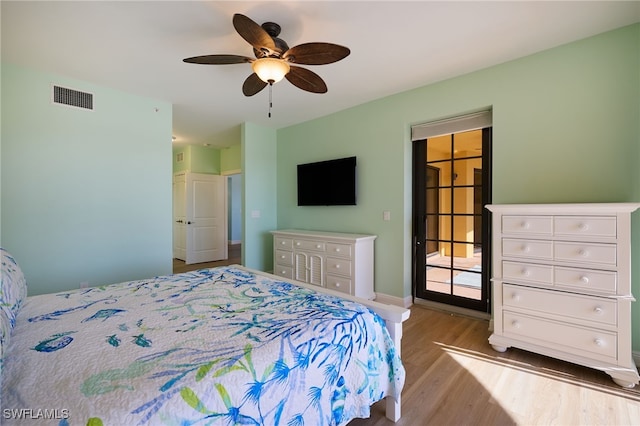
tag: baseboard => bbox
[374,292,413,308]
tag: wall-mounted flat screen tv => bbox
[297,156,357,206]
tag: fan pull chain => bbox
[268,81,273,118]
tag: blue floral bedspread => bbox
[2,266,404,425]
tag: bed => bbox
[0,247,409,425]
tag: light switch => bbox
[251,210,261,219]
[383,211,391,221]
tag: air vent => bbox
[52,85,94,110]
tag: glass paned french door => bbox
[413,128,492,312]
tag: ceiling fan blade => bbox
[183,54,252,65]
[242,73,268,96]
[233,13,276,54]
[283,43,350,65]
[285,66,328,94]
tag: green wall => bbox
[0,60,3,243]
[242,122,277,270]
[172,145,220,174]
[1,63,173,295]
[221,144,242,173]
[633,21,640,357]
[274,25,640,345]
[172,143,241,175]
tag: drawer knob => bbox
[580,275,590,284]
[521,245,530,253]
[577,249,589,257]
[520,221,530,229]
[335,248,341,252]
[594,306,603,314]
[316,244,322,249]
[520,268,530,277]
[335,282,340,287]
[578,223,589,231]
[594,338,604,347]
[511,320,521,329]
[281,255,285,259]
[335,264,341,269]
[511,293,521,302]
[296,242,301,246]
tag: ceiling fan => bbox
[183,13,350,98]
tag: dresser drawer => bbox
[503,311,617,360]
[273,266,293,279]
[502,239,553,260]
[554,216,617,238]
[502,215,553,235]
[326,257,352,277]
[294,239,326,252]
[275,237,293,250]
[326,242,352,258]
[275,249,293,267]
[326,275,352,295]
[503,262,618,294]
[554,242,616,266]
[503,284,616,325]
[554,267,617,294]
[503,261,552,285]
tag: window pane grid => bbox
[423,130,483,301]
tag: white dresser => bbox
[486,203,640,387]
[271,229,376,300]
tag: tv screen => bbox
[297,156,357,206]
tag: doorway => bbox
[413,127,492,312]
[226,172,243,264]
[227,173,242,246]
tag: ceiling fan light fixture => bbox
[183,14,348,97]
[252,58,290,84]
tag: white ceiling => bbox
[2,1,639,148]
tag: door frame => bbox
[412,127,492,313]
[173,172,187,261]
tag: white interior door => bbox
[185,172,228,264]
[173,172,187,260]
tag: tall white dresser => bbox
[486,203,640,387]
[271,229,376,300]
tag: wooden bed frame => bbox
[239,266,411,422]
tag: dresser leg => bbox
[611,377,637,388]
[491,344,508,353]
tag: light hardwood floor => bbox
[351,305,640,425]
[172,256,639,425]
